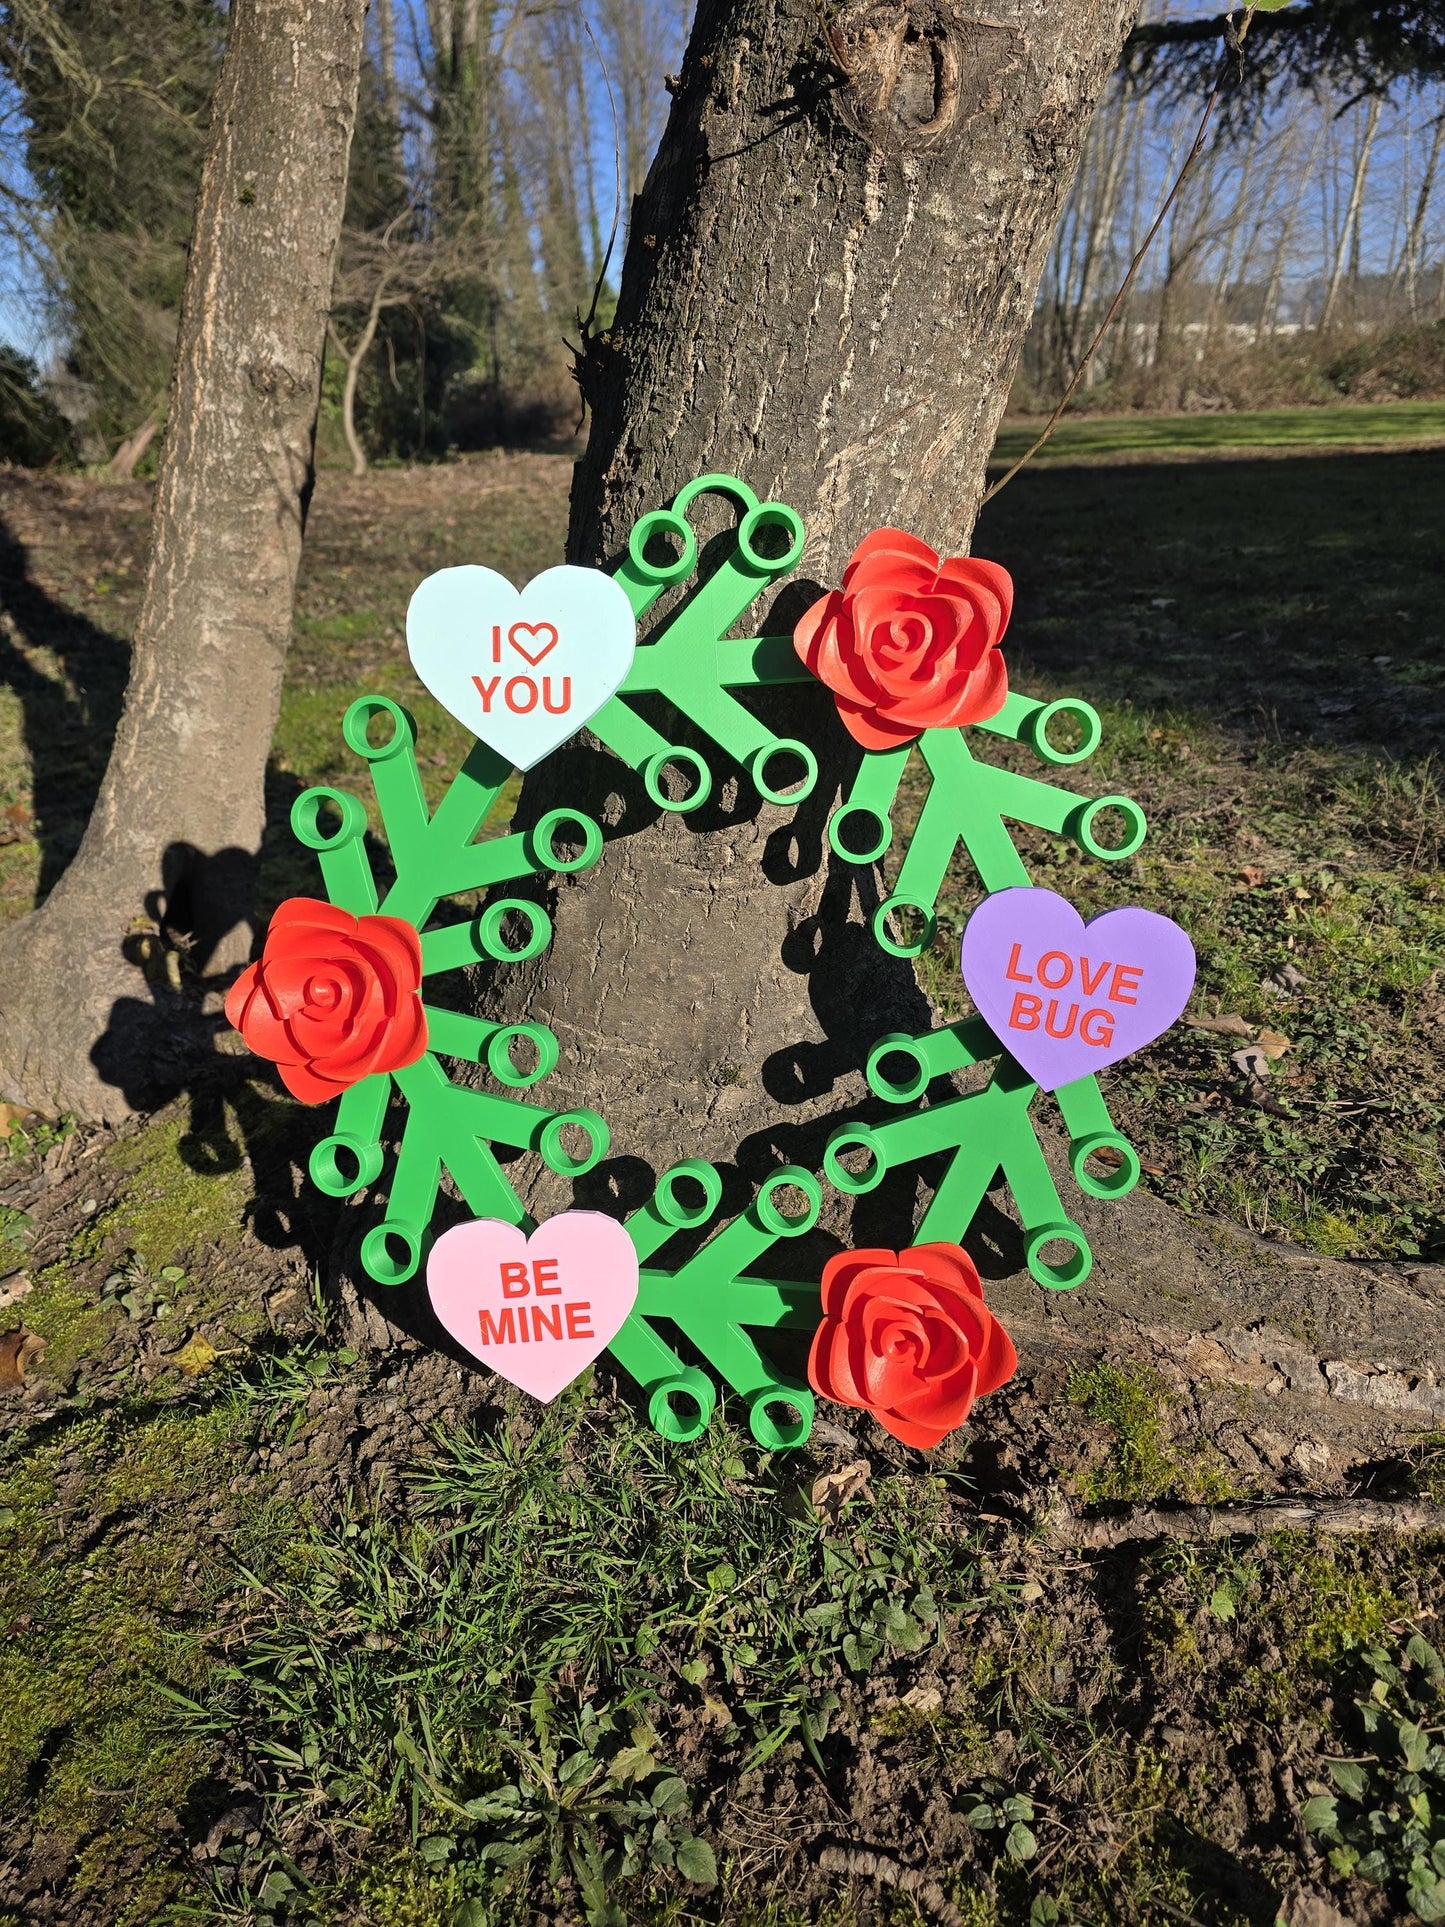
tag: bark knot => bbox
[822,3,1021,157]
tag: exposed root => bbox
[1047,1496,1445,1549]
[816,1843,967,1925]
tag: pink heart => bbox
[426,1212,638,1401]
[961,887,1195,1092]
[508,620,558,666]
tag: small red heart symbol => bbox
[508,620,558,665]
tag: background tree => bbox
[0,0,368,1122]
[0,0,222,458]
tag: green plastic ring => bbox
[1071,795,1147,862]
[738,501,806,574]
[1025,1221,1093,1291]
[754,1165,822,1237]
[530,808,604,874]
[828,803,892,864]
[485,1022,559,1089]
[539,1108,609,1177]
[360,1220,423,1286]
[866,1032,933,1104]
[643,746,712,812]
[1026,697,1102,766]
[627,508,697,585]
[655,1159,724,1228]
[672,472,759,519]
[1070,1132,1142,1200]
[309,1134,384,1198]
[748,1386,813,1451]
[873,893,938,958]
[477,899,552,962]
[342,695,414,762]
[750,738,818,805]
[649,1370,715,1443]
[290,786,369,850]
[823,1124,887,1195]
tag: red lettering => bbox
[532,1257,561,1296]
[491,623,502,664]
[505,675,538,713]
[472,673,501,713]
[1008,991,1042,1031]
[1079,1007,1115,1046]
[1037,950,1073,990]
[478,1307,515,1345]
[1109,964,1143,1005]
[1043,999,1079,1040]
[499,1261,531,1299]
[1005,942,1033,983]
[541,676,571,715]
[1079,956,1111,997]
[531,1302,563,1341]
[565,1300,594,1340]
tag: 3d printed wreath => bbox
[228,473,1193,1452]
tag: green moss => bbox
[105,1111,250,1269]
[0,1401,260,1915]
[11,1262,112,1382]
[1065,1362,1242,1508]
[1066,1363,1178,1506]
[1274,1540,1407,1665]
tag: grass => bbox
[168,1393,983,1922]
[990,398,1445,465]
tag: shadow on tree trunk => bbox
[0,507,130,900]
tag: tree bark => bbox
[0,0,368,1123]
[494,0,1138,1218]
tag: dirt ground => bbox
[1,439,1443,1927]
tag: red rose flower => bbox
[224,897,427,1104]
[807,1242,1016,1449]
[793,528,1012,750]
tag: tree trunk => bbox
[491,0,1137,1219]
[1320,94,1381,333]
[0,0,368,1123]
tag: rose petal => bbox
[842,528,941,587]
[819,1250,898,1319]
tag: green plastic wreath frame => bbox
[232,474,1150,1452]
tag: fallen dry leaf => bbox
[1189,1012,1254,1038]
[1231,1045,1272,1081]
[700,1693,734,1728]
[1238,865,1267,888]
[1256,1028,1292,1061]
[810,1458,872,1525]
[1270,962,1308,994]
[173,1334,219,1376]
[0,1328,45,1391]
[0,1102,41,1140]
[0,802,31,848]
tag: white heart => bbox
[406,564,637,770]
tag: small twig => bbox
[983,7,1258,505]
[1048,1496,1445,1551]
[816,1845,966,1927]
[577,12,624,344]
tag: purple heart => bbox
[960,887,1195,1092]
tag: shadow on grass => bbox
[976,444,1445,759]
